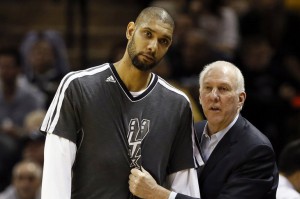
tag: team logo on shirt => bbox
[127,118,150,168]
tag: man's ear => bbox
[199,89,202,105]
[238,92,246,109]
[126,22,135,39]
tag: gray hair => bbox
[199,60,245,93]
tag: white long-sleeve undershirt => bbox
[41,133,200,199]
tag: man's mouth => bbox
[210,106,220,111]
[142,54,154,61]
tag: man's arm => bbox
[129,168,200,199]
[42,133,76,199]
[129,124,203,199]
[217,145,278,199]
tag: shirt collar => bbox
[202,114,239,141]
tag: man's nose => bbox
[147,39,158,52]
[210,88,219,99]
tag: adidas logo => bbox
[105,75,116,83]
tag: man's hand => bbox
[129,167,171,199]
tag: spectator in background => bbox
[234,36,285,155]
[19,30,70,108]
[107,41,128,63]
[19,110,46,174]
[176,28,219,81]
[239,0,300,102]
[239,0,300,55]
[226,0,250,17]
[0,48,44,138]
[21,110,46,167]
[0,160,42,199]
[239,0,300,159]
[0,109,45,192]
[23,110,46,138]
[277,139,300,199]
[166,14,195,80]
[188,0,240,60]
[20,133,45,168]
[0,133,21,192]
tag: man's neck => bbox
[114,60,152,92]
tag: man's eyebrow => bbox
[202,82,231,86]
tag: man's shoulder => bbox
[240,116,273,146]
[156,77,191,104]
[62,63,111,86]
[70,63,111,79]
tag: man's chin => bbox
[134,63,155,72]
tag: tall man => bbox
[129,60,278,199]
[40,7,201,199]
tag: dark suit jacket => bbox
[176,115,278,199]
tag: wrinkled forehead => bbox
[204,66,236,85]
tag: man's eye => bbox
[159,39,169,46]
[219,87,228,91]
[204,86,212,91]
[145,31,152,37]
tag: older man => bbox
[129,60,278,199]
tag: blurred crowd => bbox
[0,0,300,198]
[0,30,69,198]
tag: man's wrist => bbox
[152,184,172,199]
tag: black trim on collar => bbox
[109,63,158,101]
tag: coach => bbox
[129,61,279,199]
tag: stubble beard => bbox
[127,37,158,72]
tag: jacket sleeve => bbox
[217,144,278,199]
[175,193,199,199]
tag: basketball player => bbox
[40,7,202,199]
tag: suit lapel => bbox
[198,116,245,183]
[195,121,206,158]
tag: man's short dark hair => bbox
[135,7,175,29]
[279,139,300,176]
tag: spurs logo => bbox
[127,118,150,168]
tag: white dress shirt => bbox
[200,114,239,162]
[276,174,300,199]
